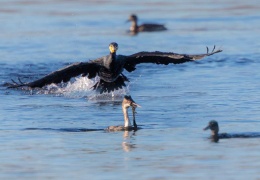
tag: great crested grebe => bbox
[9,42,222,94]
[106,95,141,131]
[127,14,167,34]
[204,120,260,142]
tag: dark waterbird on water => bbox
[204,120,260,142]
[127,14,167,34]
[8,42,222,94]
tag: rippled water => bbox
[1,0,260,179]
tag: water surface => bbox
[1,0,260,179]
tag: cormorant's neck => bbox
[110,52,116,59]
[106,52,116,69]
[122,106,131,127]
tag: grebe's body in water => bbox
[106,95,141,131]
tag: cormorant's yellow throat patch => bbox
[109,43,118,53]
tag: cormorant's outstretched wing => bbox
[8,62,100,88]
[123,46,222,72]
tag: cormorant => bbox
[8,42,222,94]
[204,120,260,142]
[106,95,141,131]
[127,14,167,34]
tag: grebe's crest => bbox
[123,95,141,108]
[204,120,219,134]
[128,14,138,21]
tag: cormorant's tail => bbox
[92,74,129,94]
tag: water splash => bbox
[61,76,95,98]
[35,76,130,100]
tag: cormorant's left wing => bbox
[123,46,222,72]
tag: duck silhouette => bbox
[204,120,260,142]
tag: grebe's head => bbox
[128,14,138,22]
[122,95,141,109]
[204,120,219,135]
[109,42,118,53]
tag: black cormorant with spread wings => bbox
[8,42,222,94]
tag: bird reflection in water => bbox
[121,130,137,152]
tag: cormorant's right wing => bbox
[8,62,100,88]
[123,46,222,72]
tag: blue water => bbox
[1,0,260,179]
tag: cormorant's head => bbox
[122,95,141,109]
[128,14,138,22]
[109,42,118,54]
[204,120,219,135]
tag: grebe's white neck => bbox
[130,21,138,32]
[122,106,131,127]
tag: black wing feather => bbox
[124,47,222,72]
[9,62,100,88]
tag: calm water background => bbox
[1,0,260,179]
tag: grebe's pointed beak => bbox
[131,102,141,108]
[203,125,210,131]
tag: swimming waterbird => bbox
[204,120,260,142]
[127,14,167,34]
[106,95,141,131]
